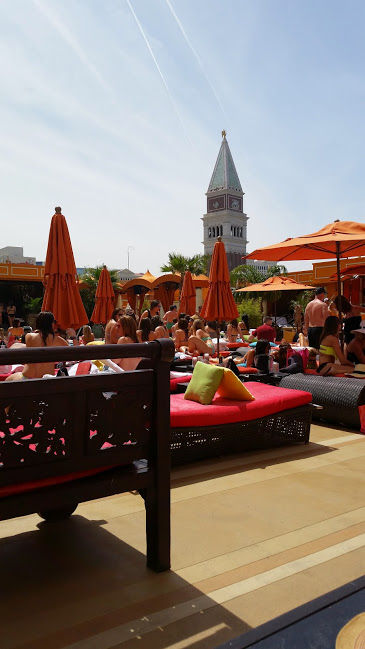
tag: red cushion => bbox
[238,367,258,374]
[76,361,92,375]
[0,466,115,498]
[170,382,312,427]
[170,375,192,392]
[226,342,248,349]
[0,373,11,381]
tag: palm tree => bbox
[161,253,210,293]
[230,263,287,289]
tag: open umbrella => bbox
[42,207,88,330]
[178,270,196,316]
[244,220,365,316]
[235,275,315,324]
[91,265,115,324]
[201,237,239,357]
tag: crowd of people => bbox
[1,293,364,381]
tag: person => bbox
[151,315,168,339]
[137,318,156,342]
[303,287,330,349]
[6,303,16,328]
[82,325,95,345]
[7,318,24,339]
[227,319,240,343]
[173,318,190,351]
[316,315,354,376]
[65,327,80,346]
[139,300,161,326]
[205,321,219,338]
[116,315,142,371]
[250,316,276,343]
[230,339,271,370]
[238,314,250,337]
[6,311,69,382]
[272,342,292,369]
[333,295,364,345]
[163,305,177,334]
[105,308,123,344]
[346,321,365,364]
[306,348,318,370]
[188,319,215,356]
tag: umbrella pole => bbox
[336,242,344,348]
[217,283,220,362]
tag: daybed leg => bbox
[145,486,170,572]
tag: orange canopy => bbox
[42,208,88,330]
[236,275,315,292]
[244,220,365,263]
[201,238,239,322]
[178,270,196,316]
[91,266,115,324]
[329,263,365,281]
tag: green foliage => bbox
[79,289,95,319]
[161,253,210,278]
[230,263,287,289]
[24,296,43,314]
[237,298,262,328]
[289,291,315,313]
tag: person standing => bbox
[163,305,177,334]
[303,287,330,349]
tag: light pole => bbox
[127,246,134,270]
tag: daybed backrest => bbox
[0,340,174,487]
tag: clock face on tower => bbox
[207,195,225,212]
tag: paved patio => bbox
[2,421,365,649]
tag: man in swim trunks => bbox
[163,305,177,335]
[303,287,330,349]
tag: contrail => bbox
[165,0,226,117]
[126,0,192,145]
[33,0,111,93]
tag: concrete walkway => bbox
[1,422,365,649]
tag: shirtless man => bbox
[303,287,330,349]
[6,311,68,382]
[163,305,177,335]
[105,308,123,344]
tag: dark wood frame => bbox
[0,339,174,572]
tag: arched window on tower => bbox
[230,225,233,236]
[208,227,211,238]
[220,225,223,236]
[212,226,216,237]
[240,227,243,237]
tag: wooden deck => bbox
[2,421,365,649]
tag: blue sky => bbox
[1,0,365,275]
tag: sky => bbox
[1,0,365,276]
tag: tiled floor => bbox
[2,422,365,649]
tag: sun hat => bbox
[345,363,365,378]
[335,612,365,648]
[351,320,365,335]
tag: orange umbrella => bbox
[244,220,365,315]
[236,275,315,324]
[178,270,196,316]
[235,275,315,292]
[91,266,115,324]
[42,207,88,330]
[201,238,239,356]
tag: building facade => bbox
[202,131,248,271]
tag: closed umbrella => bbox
[91,266,115,324]
[42,207,88,330]
[178,270,196,316]
[201,237,239,357]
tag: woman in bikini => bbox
[6,311,69,382]
[174,318,190,351]
[136,318,156,342]
[116,315,142,371]
[227,319,240,343]
[188,319,215,356]
[105,308,123,344]
[317,315,354,376]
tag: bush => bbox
[237,298,262,329]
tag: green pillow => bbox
[184,361,224,405]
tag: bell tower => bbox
[202,131,248,271]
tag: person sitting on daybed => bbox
[188,319,215,356]
[333,295,363,345]
[174,318,190,351]
[346,321,365,365]
[317,315,354,376]
[6,311,68,382]
[116,315,142,371]
[227,319,240,343]
[226,339,271,371]
[137,317,156,342]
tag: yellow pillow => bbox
[184,361,224,405]
[216,368,255,401]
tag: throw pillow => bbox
[217,368,255,401]
[184,361,224,405]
